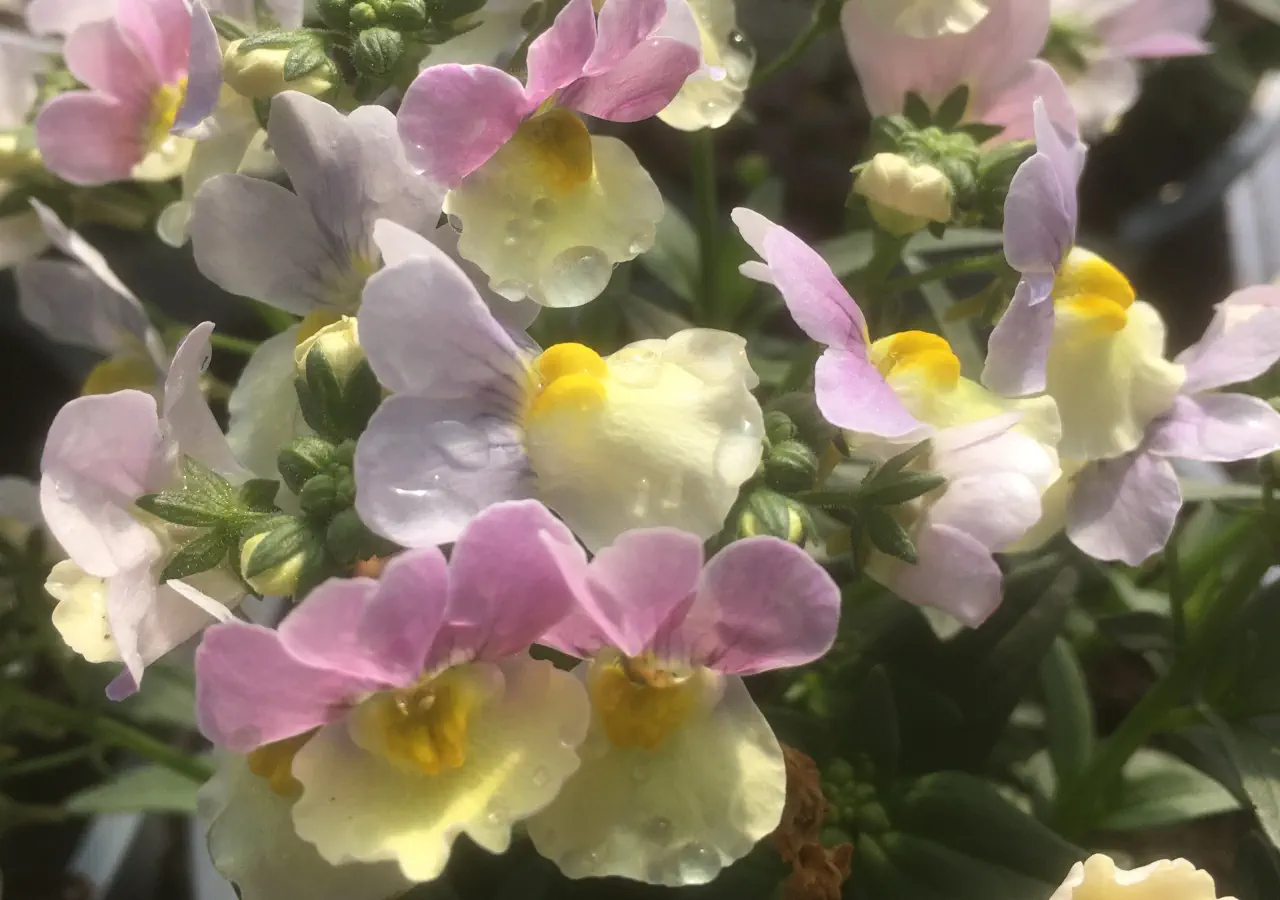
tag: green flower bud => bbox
[854,152,953,237]
[318,0,352,29]
[294,316,364,388]
[763,410,798,445]
[326,508,387,565]
[239,520,324,597]
[222,39,337,100]
[294,316,382,443]
[277,436,339,495]
[349,1,379,28]
[353,26,404,77]
[737,488,809,544]
[765,440,820,493]
[299,474,340,520]
[384,0,427,29]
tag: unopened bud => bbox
[239,521,324,597]
[277,436,339,495]
[737,488,809,544]
[384,0,427,28]
[294,316,382,443]
[854,152,953,237]
[764,410,798,445]
[222,40,336,100]
[294,316,364,387]
[353,26,404,76]
[318,0,352,29]
[765,440,820,493]
[349,1,379,27]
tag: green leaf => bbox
[160,529,234,582]
[210,13,250,40]
[178,454,236,506]
[860,472,947,508]
[64,764,201,815]
[903,91,932,127]
[283,42,327,82]
[872,438,934,482]
[638,202,698,303]
[933,85,971,130]
[1039,637,1095,785]
[135,492,224,527]
[1099,749,1240,831]
[902,253,986,376]
[237,27,299,52]
[863,507,917,564]
[237,478,281,513]
[958,122,1006,143]
[1223,726,1280,851]
[817,231,874,277]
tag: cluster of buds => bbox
[318,0,486,80]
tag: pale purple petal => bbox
[1175,286,1280,393]
[127,577,227,683]
[1067,451,1181,565]
[29,199,138,301]
[524,0,595,103]
[539,527,703,659]
[115,0,190,85]
[1147,393,1280,463]
[437,500,581,663]
[16,260,150,357]
[196,620,378,752]
[398,64,531,187]
[1116,33,1208,58]
[353,396,535,548]
[36,91,145,185]
[583,0,663,75]
[63,18,153,102]
[106,563,161,690]
[981,275,1056,396]
[189,174,337,314]
[40,391,165,577]
[163,323,248,480]
[731,206,771,262]
[358,249,531,400]
[816,348,928,439]
[173,0,220,132]
[1101,0,1210,58]
[1003,116,1079,275]
[26,0,114,36]
[927,471,1043,551]
[878,522,1003,628]
[975,59,1078,142]
[671,537,839,676]
[559,37,700,122]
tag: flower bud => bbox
[222,40,337,100]
[384,0,427,29]
[765,440,820,493]
[326,508,391,565]
[0,133,42,179]
[277,436,339,495]
[353,26,404,77]
[293,316,364,387]
[239,520,325,597]
[764,410,798,445]
[294,316,382,443]
[854,152,953,237]
[349,1,379,27]
[737,488,809,544]
[318,0,352,29]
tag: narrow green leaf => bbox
[1225,726,1280,851]
[161,529,233,582]
[860,471,947,508]
[1237,833,1280,900]
[237,27,298,52]
[958,122,1006,143]
[1039,637,1095,785]
[903,91,932,127]
[178,454,236,508]
[64,764,201,815]
[135,492,224,527]
[863,507,917,564]
[872,438,934,482]
[1100,749,1240,831]
[933,85,970,130]
[210,13,250,40]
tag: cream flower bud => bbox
[1050,854,1231,900]
[0,133,42,179]
[239,530,310,597]
[293,315,363,387]
[854,153,954,236]
[222,40,336,101]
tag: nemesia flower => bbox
[734,208,1061,624]
[1019,285,1280,565]
[199,752,410,900]
[397,0,701,307]
[40,322,248,696]
[35,0,198,184]
[842,0,1075,142]
[525,528,840,884]
[657,0,755,131]
[354,231,764,551]
[16,200,167,395]
[1046,0,1211,137]
[1050,853,1234,900]
[195,501,590,883]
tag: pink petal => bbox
[1147,393,1280,463]
[1175,285,1280,393]
[539,527,704,659]
[816,348,928,439]
[36,91,146,185]
[439,500,582,662]
[115,0,191,85]
[1102,0,1210,58]
[673,537,839,676]
[398,64,531,187]
[977,59,1077,142]
[879,522,1004,628]
[524,0,595,103]
[559,36,699,122]
[26,0,112,36]
[583,0,664,75]
[196,620,379,752]
[1067,451,1181,565]
[1115,33,1209,58]
[981,275,1056,396]
[63,18,153,103]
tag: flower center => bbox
[146,79,188,151]
[349,668,483,775]
[870,330,962,390]
[508,108,594,196]
[247,731,313,798]
[589,651,699,751]
[1052,248,1135,335]
[525,341,609,424]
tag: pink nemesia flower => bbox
[842,0,1076,142]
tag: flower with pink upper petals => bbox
[195,500,590,884]
[1046,0,1211,137]
[35,0,199,185]
[40,322,249,697]
[397,0,701,307]
[525,528,839,885]
[842,0,1076,142]
[733,207,1062,626]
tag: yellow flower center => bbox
[80,353,157,396]
[246,731,313,798]
[146,80,188,151]
[507,108,594,196]
[589,652,699,751]
[349,669,482,776]
[1052,248,1135,335]
[870,330,962,390]
[526,341,609,423]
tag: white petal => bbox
[527,670,785,886]
[446,134,664,308]
[228,327,311,478]
[47,560,122,664]
[0,208,51,270]
[657,0,753,131]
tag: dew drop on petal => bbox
[723,30,756,85]
[643,816,673,844]
[493,280,533,302]
[531,197,556,225]
[675,842,720,884]
[447,214,464,232]
[542,246,612,308]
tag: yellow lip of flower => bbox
[588,651,699,751]
[1052,248,1135,334]
[80,352,158,396]
[146,79,188,151]
[349,668,484,776]
[507,107,595,196]
[526,342,609,423]
[869,330,962,390]
[247,731,315,798]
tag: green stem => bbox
[692,128,721,324]
[1052,538,1272,834]
[1166,519,1187,650]
[0,683,211,783]
[209,332,260,356]
[880,252,1004,295]
[1,744,100,779]
[752,13,829,85]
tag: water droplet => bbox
[532,766,550,787]
[627,234,651,256]
[675,842,720,884]
[542,246,611,308]
[643,816,673,843]
[486,809,505,827]
[504,219,527,247]
[447,214,464,232]
[493,279,532,302]
[560,849,599,878]
[531,197,556,224]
